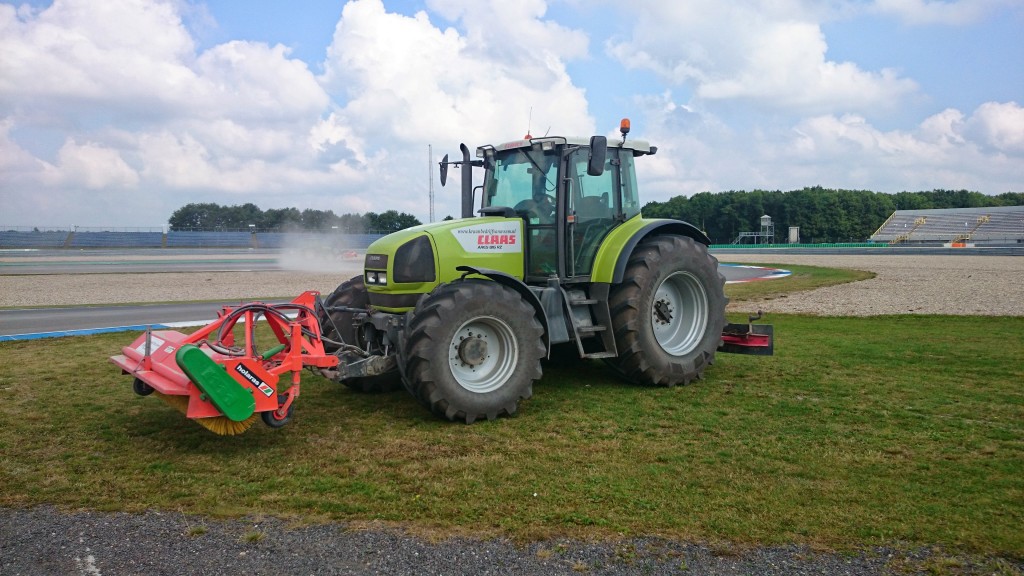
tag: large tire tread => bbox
[398,281,544,423]
[606,235,727,387]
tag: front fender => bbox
[454,265,550,356]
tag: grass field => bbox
[0,265,1021,559]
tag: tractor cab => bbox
[445,120,654,283]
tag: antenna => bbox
[428,144,435,223]
[525,107,533,139]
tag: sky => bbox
[1,0,1022,229]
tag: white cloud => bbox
[785,102,1024,169]
[0,0,341,225]
[320,0,593,146]
[428,0,588,62]
[195,41,328,121]
[625,93,1023,204]
[869,0,1016,25]
[0,0,1017,230]
[606,1,917,113]
[312,0,597,219]
[964,101,1024,153]
[917,108,967,147]
[0,0,600,226]
[627,93,764,199]
[44,138,140,189]
[0,119,45,180]
[0,0,196,117]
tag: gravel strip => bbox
[2,507,1018,575]
[0,270,355,308]
[719,253,1023,316]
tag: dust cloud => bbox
[275,232,365,278]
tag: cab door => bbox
[566,149,618,278]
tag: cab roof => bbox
[478,136,655,157]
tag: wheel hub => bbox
[652,271,709,356]
[448,316,519,394]
[457,334,488,367]
[653,299,674,325]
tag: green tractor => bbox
[316,120,772,423]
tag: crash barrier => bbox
[0,231,71,248]
[1,228,386,250]
[711,242,884,249]
[255,232,384,250]
[69,231,164,248]
[166,231,254,248]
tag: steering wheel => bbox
[514,194,556,223]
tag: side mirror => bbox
[439,154,449,187]
[588,136,607,176]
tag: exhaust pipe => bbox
[460,143,474,218]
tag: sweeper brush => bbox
[110,292,339,435]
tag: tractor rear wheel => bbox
[606,235,727,386]
[399,280,544,423]
[321,275,403,393]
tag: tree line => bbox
[643,188,1024,244]
[168,203,421,233]
[169,189,1022,242]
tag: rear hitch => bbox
[314,352,397,381]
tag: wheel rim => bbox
[651,271,709,356]
[448,316,519,393]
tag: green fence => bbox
[710,242,886,249]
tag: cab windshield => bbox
[483,147,559,224]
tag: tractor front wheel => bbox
[607,235,727,386]
[399,280,544,423]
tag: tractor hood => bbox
[363,217,526,312]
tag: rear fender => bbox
[590,218,711,284]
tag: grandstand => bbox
[871,206,1024,245]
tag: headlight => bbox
[365,271,387,285]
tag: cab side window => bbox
[619,152,641,220]
[572,154,614,219]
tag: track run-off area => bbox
[3,247,1023,340]
[0,248,792,341]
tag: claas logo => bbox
[477,234,517,246]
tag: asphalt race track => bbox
[0,301,267,341]
[0,251,788,340]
